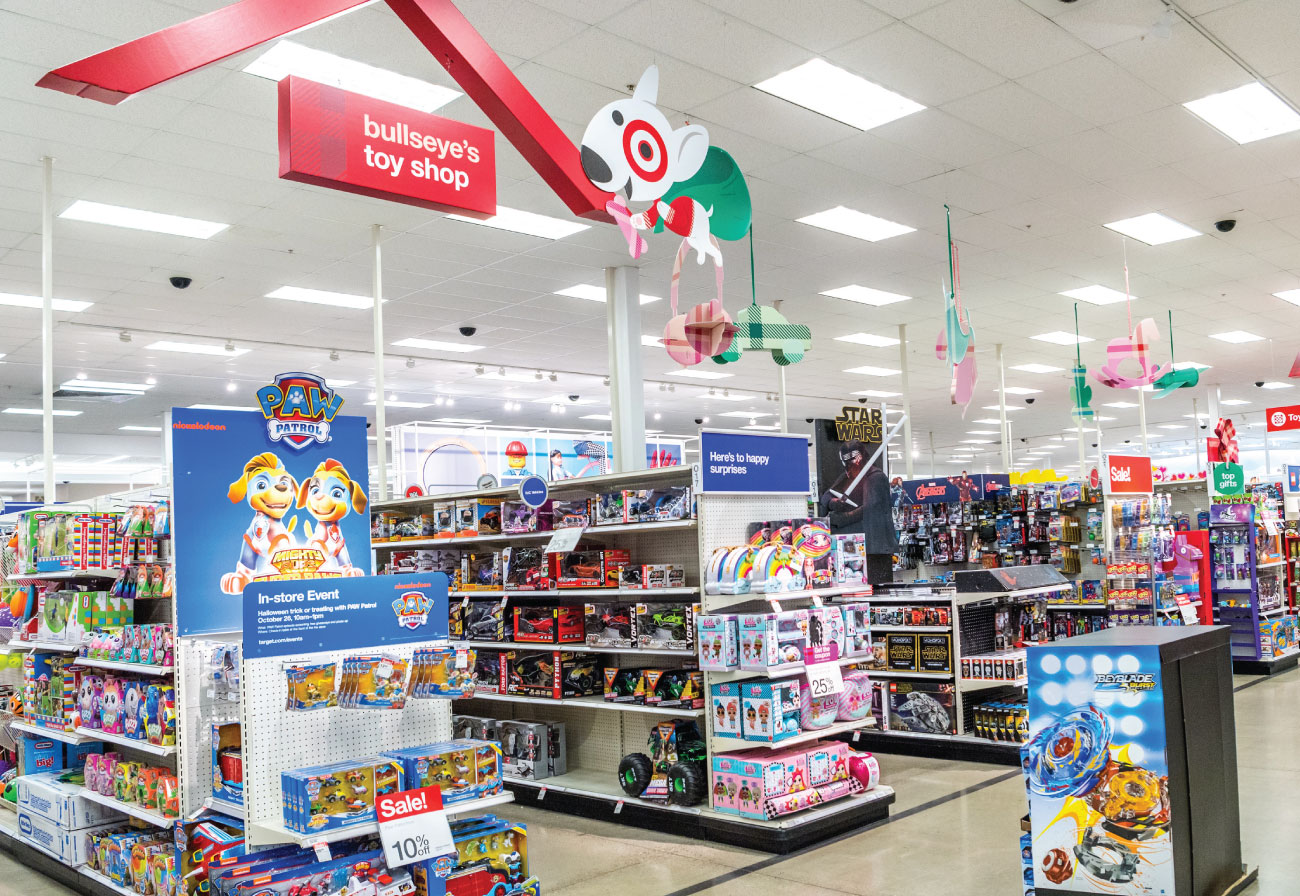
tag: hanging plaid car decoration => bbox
[714,302,811,367]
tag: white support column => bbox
[996,343,1010,471]
[1138,386,1149,454]
[372,224,388,502]
[774,300,789,434]
[898,323,913,478]
[1264,414,1272,478]
[606,265,646,473]
[929,431,935,477]
[1193,398,1201,473]
[1076,418,1086,477]
[41,156,54,504]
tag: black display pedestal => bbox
[1033,626,1254,896]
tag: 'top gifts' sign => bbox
[278,75,496,216]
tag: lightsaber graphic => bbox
[827,415,907,510]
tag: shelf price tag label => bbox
[805,661,844,698]
[376,785,455,868]
[544,527,585,554]
[312,841,331,863]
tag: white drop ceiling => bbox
[2,0,1300,485]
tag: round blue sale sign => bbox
[519,475,549,508]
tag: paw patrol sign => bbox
[393,591,433,630]
[256,372,343,450]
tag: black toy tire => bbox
[618,753,653,798]
[666,762,707,806]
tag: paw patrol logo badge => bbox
[255,372,343,451]
[393,591,433,630]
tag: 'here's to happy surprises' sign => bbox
[278,75,496,216]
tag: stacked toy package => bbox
[280,757,404,833]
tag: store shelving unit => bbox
[247,791,517,846]
[1210,503,1300,674]
[465,692,705,717]
[77,786,173,828]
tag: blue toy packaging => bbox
[280,757,404,833]
[382,739,503,805]
[740,680,802,743]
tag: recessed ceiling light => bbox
[1094,416,1117,421]
[1104,401,1138,409]
[1157,424,1186,430]
[0,292,92,313]
[799,207,915,243]
[187,404,257,412]
[967,430,997,435]
[60,200,226,239]
[3,407,81,416]
[821,285,911,306]
[844,365,900,377]
[119,425,162,432]
[266,286,373,309]
[1104,213,1200,246]
[1010,363,1063,374]
[1172,361,1210,371]
[447,207,589,239]
[641,335,663,347]
[701,390,750,401]
[555,284,660,305]
[1184,82,1300,144]
[852,390,901,398]
[1032,331,1094,345]
[835,332,900,347]
[667,369,733,380]
[364,399,431,408]
[983,405,1024,412]
[244,39,461,113]
[59,379,153,395]
[1274,288,1300,306]
[972,418,1004,425]
[1209,330,1263,343]
[580,413,613,421]
[743,423,781,431]
[720,411,773,419]
[1059,285,1130,305]
[148,340,250,357]
[1219,398,1251,406]
[1001,387,1042,395]
[961,439,993,444]
[476,370,535,383]
[753,58,925,131]
[1261,382,1293,390]
[433,417,491,424]
[392,338,484,353]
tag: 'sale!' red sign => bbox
[278,75,496,216]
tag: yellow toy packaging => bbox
[284,661,338,710]
[338,654,407,708]
[410,646,475,698]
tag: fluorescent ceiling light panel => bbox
[148,340,250,357]
[1274,289,1300,306]
[719,411,773,419]
[1060,285,1130,305]
[852,390,901,398]
[1032,331,1093,345]
[3,407,81,416]
[1184,82,1300,144]
[119,425,162,432]
[1095,416,1117,421]
[1104,402,1138,409]
[475,371,536,383]
[1172,361,1210,371]
[961,439,993,444]
[743,424,781,431]
[1157,424,1186,430]
[0,292,92,313]
[392,338,484,353]
[1219,399,1250,406]
[267,286,373,309]
[821,285,911,306]
[1261,382,1293,389]
[531,394,597,406]
[580,413,612,421]
[364,400,431,408]
[967,430,996,435]
[844,365,900,377]
[327,380,357,387]
[702,391,750,401]
[244,39,461,113]
[641,335,663,347]
[982,405,1024,412]
[1209,330,1262,343]
[188,404,256,411]
[835,332,900,347]
[799,207,914,243]
[60,379,153,395]
[555,284,660,305]
[433,417,490,424]
[1104,213,1200,246]
[972,418,1003,425]
[447,207,589,239]
[1001,387,1041,395]
[754,58,924,131]
[667,369,732,380]
[1010,363,1062,374]
[61,200,226,239]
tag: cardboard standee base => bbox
[1034,865,1257,896]
[1231,651,1299,676]
[843,730,1022,767]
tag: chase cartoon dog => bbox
[221,452,298,593]
[297,459,367,575]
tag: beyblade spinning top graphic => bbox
[1086,760,1171,840]
[1041,847,1074,885]
[1024,705,1112,798]
[1075,827,1141,884]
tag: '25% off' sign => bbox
[376,785,456,868]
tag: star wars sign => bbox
[832,407,883,445]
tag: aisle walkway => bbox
[1,670,1292,895]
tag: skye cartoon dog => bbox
[580,65,750,266]
[296,459,368,575]
[221,452,298,594]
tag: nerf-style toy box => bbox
[504,650,602,700]
[383,739,502,805]
[696,614,739,670]
[513,606,584,644]
[585,602,637,649]
[280,757,404,833]
[636,602,699,651]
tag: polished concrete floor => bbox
[3,670,1294,895]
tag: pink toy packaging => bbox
[710,682,743,737]
[807,605,846,659]
[740,679,801,743]
[738,609,809,670]
[836,671,874,721]
[75,672,103,730]
[710,753,763,816]
[696,614,739,670]
[99,677,125,734]
[841,602,872,658]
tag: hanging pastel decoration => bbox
[1090,245,1170,389]
[1207,418,1239,464]
[578,65,752,366]
[935,205,977,415]
[712,232,812,366]
[1150,310,1199,398]
[1070,304,1094,420]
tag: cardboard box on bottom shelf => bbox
[496,719,567,781]
[16,772,122,828]
[17,811,120,863]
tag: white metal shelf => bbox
[710,717,875,752]
[960,677,1027,692]
[373,464,693,512]
[7,639,79,653]
[459,691,704,716]
[74,657,174,675]
[247,791,515,846]
[453,586,698,598]
[375,518,698,550]
[705,582,873,611]
[6,568,120,582]
[1257,561,1286,570]
[866,669,954,680]
[81,867,138,896]
[9,721,89,743]
[707,654,874,682]
[460,639,693,657]
[77,786,173,828]
[74,728,176,757]
[867,624,951,633]
[200,796,245,820]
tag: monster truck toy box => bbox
[643,669,704,710]
[504,650,603,700]
[635,602,700,651]
[887,680,956,735]
[512,606,584,644]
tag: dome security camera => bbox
[459,325,477,337]
[857,397,868,404]
[1215,219,1236,233]
[567,394,580,403]
[1124,439,1132,444]
[169,276,192,289]
[1256,381,1265,387]
[1024,397,1035,405]
[694,417,704,425]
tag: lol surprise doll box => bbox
[710,682,743,737]
[738,609,809,670]
[710,753,763,816]
[740,679,801,743]
[696,614,739,670]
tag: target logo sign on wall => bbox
[1267,405,1300,432]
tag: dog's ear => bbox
[632,64,659,105]
[228,469,251,504]
[672,124,709,182]
[296,477,312,509]
[349,480,368,515]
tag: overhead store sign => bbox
[1267,404,1300,432]
[1102,454,1153,495]
[278,75,495,216]
[899,474,1008,505]
[1210,461,1246,497]
[700,430,809,494]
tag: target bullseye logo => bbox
[1272,411,1287,427]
